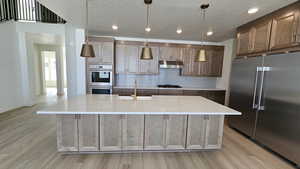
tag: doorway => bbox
[42,51,58,96]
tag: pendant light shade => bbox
[80,43,95,58]
[141,46,153,60]
[195,49,207,62]
[80,0,95,58]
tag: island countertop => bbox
[37,95,241,115]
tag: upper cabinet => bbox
[236,28,252,56]
[236,2,300,57]
[159,47,182,61]
[115,44,159,75]
[270,8,300,50]
[87,40,114,64]
[181,46,224,77]
[115,44,139,74]
[252,20,272,53]
[115,42,224,77]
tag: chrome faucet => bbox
[132,79,137,100]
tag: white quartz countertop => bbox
[37,95,241,115]
[113,86,226,91]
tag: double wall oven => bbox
[88,65,113,94]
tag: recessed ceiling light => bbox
[207,31,213,36]
[176,28,182,34]
[248,7,259,14]
[145,27,151,32]
[112,24,118,30]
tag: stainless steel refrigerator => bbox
[229,53,300,166]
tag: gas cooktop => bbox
[157,84,182,88]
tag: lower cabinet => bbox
[186,115,206,149]
[99,115,145,151]
[99,115,122,151]
[78,115,99,151]
[122,115,144,151]
[144,115,187,150]
[144,115,165,150]
[186,115,224,149]
[57,115,78,152]
[165,115,187,149]
[205,115,224,149]
[56,114,224,152]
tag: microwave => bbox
[89,71,112,86]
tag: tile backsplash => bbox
[116,69,217,88]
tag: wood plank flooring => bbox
[0,98,296,169]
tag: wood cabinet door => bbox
[122,115,144,151]
[270,10,299,50]
[181,48,193,76]
[252,21,272,53]
[78,115,99,151]
[115,45,126,74]
[144,115,166,150]
[186,115,206,149]
[101,42,113,64]
[159,47,181,61]
[204,115,224,149]
[126,45,139,73]
[100,115,122,151]
[236,29,252,56]
[87,42,102,64]
[208,49,224,76]
[57,115,78,152]
[138,46,159,74]
[165,115,187,149]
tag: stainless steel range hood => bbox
[159,60,183,69]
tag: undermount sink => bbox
[118,96,153,101]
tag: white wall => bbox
[65,24,86,97]
[0,22,23,113]
[217,39,236,105]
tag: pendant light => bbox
[80,0,95,58]
[195,4,209,62]
[140,0,153,60]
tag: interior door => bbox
[255,53,300,166]
[228,56,263,137]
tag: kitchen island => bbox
[37,95,240,153]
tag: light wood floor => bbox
[0,98,296,169]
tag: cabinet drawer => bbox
[158,89,183,95]
[183,90,208,97]
[112,88,134,96]
[137,89,158,96]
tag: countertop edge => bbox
[37,111,241,115]
[113,86,226,91]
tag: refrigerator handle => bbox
[257,67,271,111]
[252,67,260,109]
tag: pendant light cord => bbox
[201,8,206,44]
[145,4,150,45]
[85,0,89,43]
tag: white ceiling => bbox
[39,0,297,42]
